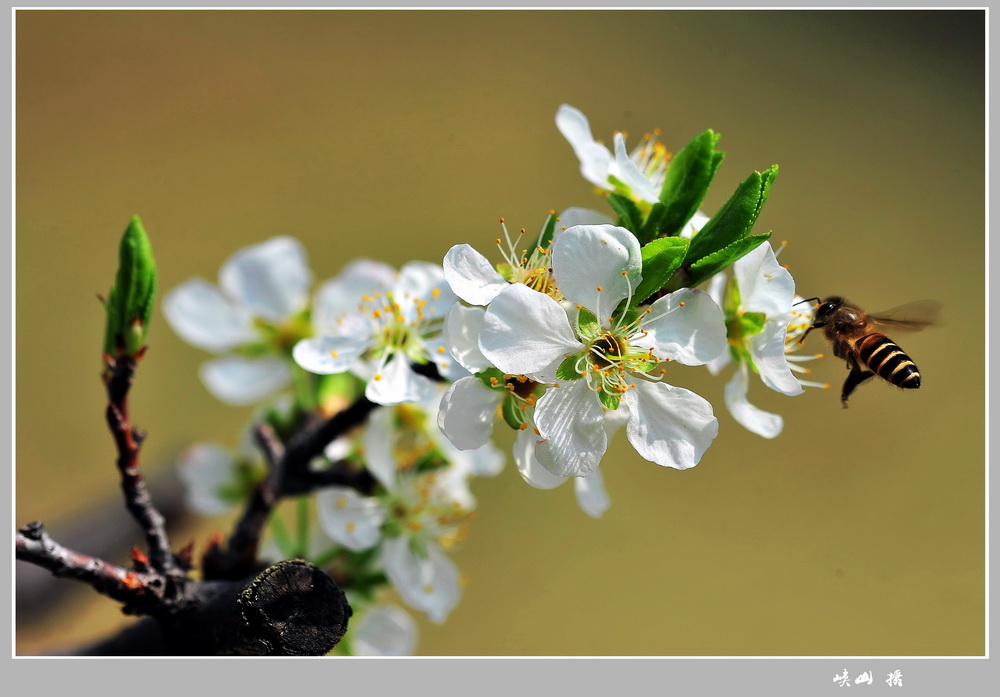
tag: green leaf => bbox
[685,233,772,289]
[657,129,725,237]
[597,389,621,411]
[555,354,583,381]
[501,394,528,431]
[606,193,643,234]
[685,165,778,266]
[104,215,157,357]
[634,237,690,304]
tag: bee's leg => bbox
[797,321,825,345]
[840,368,875,408]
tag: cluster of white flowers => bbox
[164,104,819,655]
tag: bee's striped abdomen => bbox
[855,333,921,389]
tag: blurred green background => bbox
[15,10,984,656]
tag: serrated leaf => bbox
[685,233,772,289]
[634,236,689,304]
[657,129,725,237]
[597,389,621,411]
[685,165,778,265]
[606,192,643,234]
[636,202,669,245]
[555,354,584,381]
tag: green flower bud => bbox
[103,215,157,358]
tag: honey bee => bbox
[797,296,940,408]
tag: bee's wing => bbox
[869,299,943,332]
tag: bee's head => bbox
[815,296,845,321]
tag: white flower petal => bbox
[724,365,783,439]
[551,225,642,316]
[425,337,469,383]
[514,427,566,490]
[555,207,615,231]
[479,284,583,376]
[292,335,370,375]
[679,209,711,239]
[316,487,386,551]
[162,278,256,353]
[614,132,659,204]
[437,377,501,451]
[750,319,804,396]
[623,381,718,470]
[365,352,434,405]
[312,259,397,333]
[443,303,491,374]
[704,273,731,376]
[199,356,291,405]
[381,537,461,624]
[533,380,608,478]
[734,242,795,317]
[176,444,237,516]
[639,288,727,366]
[556,104,613,190]
[362,406,398,490]
[351,605,418,657]
[555,104,598,154]
[442,244,509,306]
[395,262,454,321]
[457,439,505,478]
[574,470,610,518]
[219,236,311,323]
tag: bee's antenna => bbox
[795,297,821,306]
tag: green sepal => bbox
[103,215,157,357]
[612,302,640,328]
[656,129,725,238]
[684,165,778,266]
[501,394,528,431]
[555,354,584,381]
[597,389,621,411]
[606,192,644,234]
[685,233,772,289]
[411,446,450,474]
[476,367,507,390]
[576,307,601,340]
[532,210,559,251]
[496,263,516,283]
[634,236,690,304]
[739,311,768,338]
[632,358,659,373]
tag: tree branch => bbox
[103,354,183,581]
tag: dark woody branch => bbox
[203,395,379,580]
[103,353,184,581]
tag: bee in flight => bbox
[797,296,940,408]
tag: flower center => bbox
[494,218,562,301]
[360,288,444,363]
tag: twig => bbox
[203,395,380,580]
[104,354,183,582]
[15,522,165,615]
